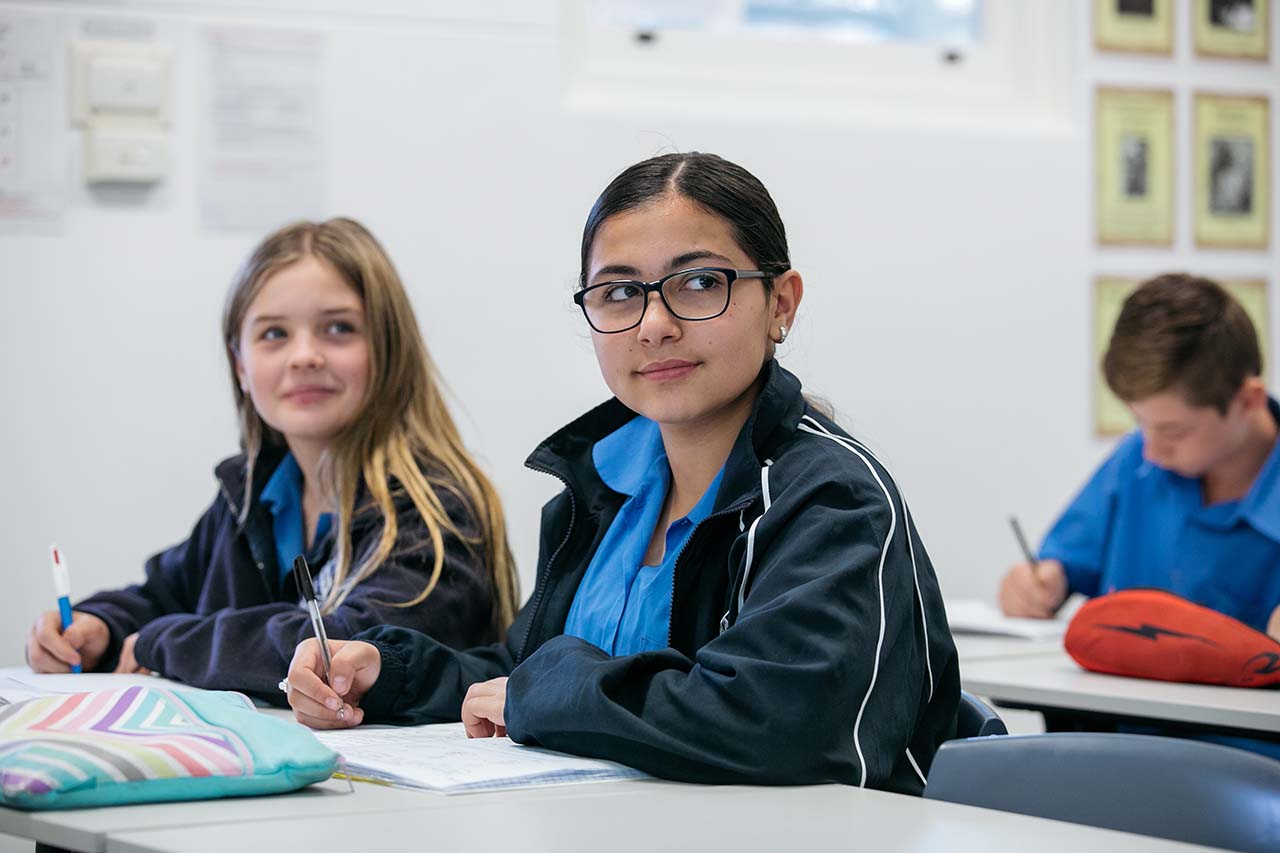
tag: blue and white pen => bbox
[49,545,81,673]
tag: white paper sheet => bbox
[0,669,170,704]
[315,722,647,793]
[945,599,1069,640]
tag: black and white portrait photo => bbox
[1120,135,1149,197]
[1210,0,1256,32]
[1209,136,1254,215]
[1118,0,1155,17]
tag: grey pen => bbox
[294,554,344,718]
[1008,515,1040,571]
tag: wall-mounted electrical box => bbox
[69,40,173,184]
[84,123,168,183]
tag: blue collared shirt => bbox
[563,416,724,656]
[1040,398,1280,632]
[258,453,333,582]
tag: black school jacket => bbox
[357,360,959,793]
[74,444,498,702]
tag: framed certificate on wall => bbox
[1095,88,1175,246]
[1193,0,1270,60]
[1094,0,1173,54]
[1194,92,1270,249]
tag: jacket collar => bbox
[524,359,807,513]
[214,442,290,518]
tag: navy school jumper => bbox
[356,361,960,794]
[74,444,499,703]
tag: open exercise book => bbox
[945,599,1069,640]
[314,723,648,794]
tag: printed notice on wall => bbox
[0,15,66,227]
[201,27,326,232]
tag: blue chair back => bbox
[925,732,1280,852]
[956,690,1007,738]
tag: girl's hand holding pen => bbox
[26,610,109,673]
[286,638,380,729]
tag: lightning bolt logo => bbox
[1097,623,1218,646]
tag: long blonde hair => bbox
[222,218,519,633]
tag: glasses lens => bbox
[582,281,646,333]
[662,269,731,320]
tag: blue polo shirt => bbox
[258,453,333,583]
[563,416,723,656]
[1040,398,1280,632]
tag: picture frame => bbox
[1193,92,1270,249]
[1094,0,1174,54]
[1095,87,1175,246]
[1193,0,1270,60]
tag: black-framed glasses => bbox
[573,267,770,334]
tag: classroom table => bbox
[961,648,1280,736]
[1,777,686,853]
[0,667,1236,853]
[98,780,1219,853]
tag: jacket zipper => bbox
[218,481,241,518]
[517,463,577,663]
[665,499,756,647]
[218,479,276,599]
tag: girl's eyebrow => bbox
[249,306,360,325]
[669,250,733,269]
[592,252,736,281]
[593,264,640,279]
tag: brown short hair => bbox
[1103,274,1263,413]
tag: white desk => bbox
[961,649,1280,735]
[2,778,673,853]
[0,668,1229,853]
[101,781,1217,853]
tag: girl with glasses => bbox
[25,218,519,701]
[285,155,959,793]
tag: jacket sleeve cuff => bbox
[354,636,409,721]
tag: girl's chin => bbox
[271,421,349,445]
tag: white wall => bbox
[1,0,1276,667]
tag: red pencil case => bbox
[1064,589,1280,688]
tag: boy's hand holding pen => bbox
[999,517,1068,619]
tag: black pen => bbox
[294,554,343,718]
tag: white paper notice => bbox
[0,14,66,225]
[201,26,326,232]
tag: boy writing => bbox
[1000,274,1280,638]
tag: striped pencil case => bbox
[0,685,337,809]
